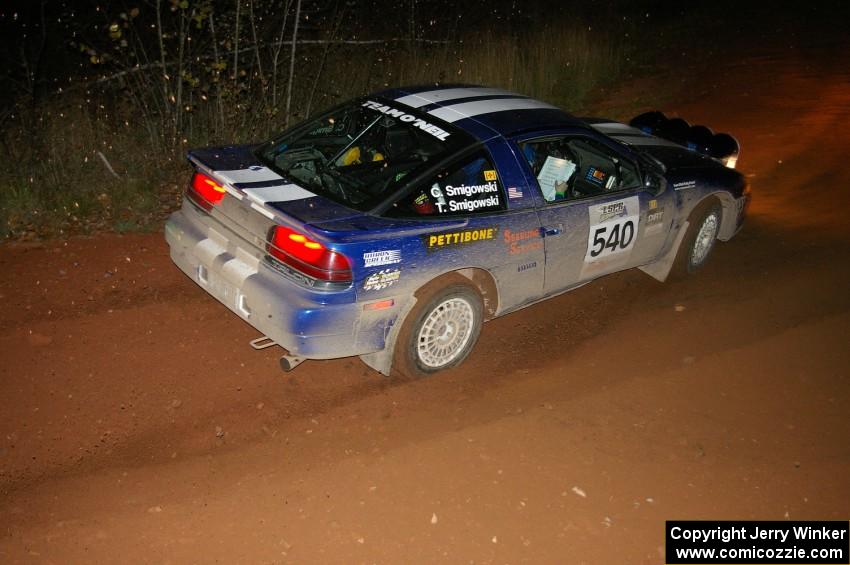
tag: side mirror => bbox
[643,172,666,197]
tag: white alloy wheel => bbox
[690,210,720,268]
[416,296,476,368]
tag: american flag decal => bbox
[508,186,523,199]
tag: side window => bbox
[387,150,505,217]
[520,136,640,203]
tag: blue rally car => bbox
[165,85,749,377]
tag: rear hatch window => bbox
[256,98,474,212]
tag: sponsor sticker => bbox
[361,100,451,141]
[517,261,537,273]
[673,180,696,191]
[424,227,498,250]
[584,196,640,264]
[363,268,401,291]
[649,199,658,210]
[645,207,665,235]
[431,180,501,213]
[503,227,543,255]
[483,169,498,181]
[586,167,607,186]
[363,249,401,267]
[597,200,627,223]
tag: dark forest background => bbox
[0,0,843,238]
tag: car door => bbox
[384,141,546,313]
[514,132,672,295]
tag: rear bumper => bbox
[165,203,382,359]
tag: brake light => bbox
[267,226,352,283]
[187,172,226,210]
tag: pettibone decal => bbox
[425,227,498,250]
[503,227,543,255]
[363,249,401,267]
[363,269,401,291]
[361,100,450,141]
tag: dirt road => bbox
[2,42,849,563]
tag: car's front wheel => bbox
[674,198,722,276]
[393,280,483,378]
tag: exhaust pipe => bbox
[279,355,305,372]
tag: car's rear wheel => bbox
[673,198,722,276]
[393,280,483,378]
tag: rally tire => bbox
[393,281,483,379]
[673,198,722,277]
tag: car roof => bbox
[374,84,590,141]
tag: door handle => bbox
[541,225,562,237]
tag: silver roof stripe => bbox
[243,183,316,204]
[216,167,283,185]
[427,97,558,123]
[591,122,644,133]
[611,135,681,147]
[590,122,682,148]
[394,87,517,108]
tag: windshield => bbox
[256,98,474,211]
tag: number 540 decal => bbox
[584,196,640,263]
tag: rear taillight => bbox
[187,172,226,211]
[267,226,352,284]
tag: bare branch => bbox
[284,0,303,128]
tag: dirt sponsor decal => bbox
[585,196,640,263]
[503,227,543,255]
[424,227,498,250]
[363,249,401,267]
[363,268,401,291]
[645,207,665,234]
[361,100,450,141]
